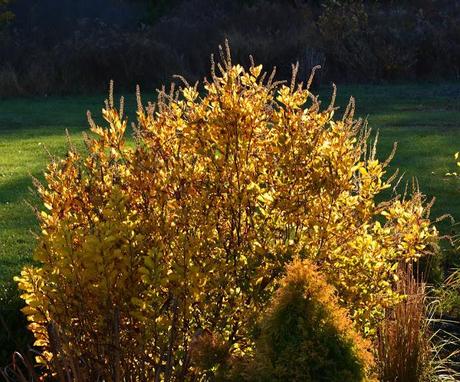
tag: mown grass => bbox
[0,82,459,361]
[337,84,460,237]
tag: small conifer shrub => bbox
[16,43,437,380]
[238,259,376,382]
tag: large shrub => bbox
[16,44,436,380]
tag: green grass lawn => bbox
[0,83,460,291]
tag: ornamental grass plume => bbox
[15,42,437,380]
[377,263,430,382]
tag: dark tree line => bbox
[0,0,459,96]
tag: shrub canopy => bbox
[16,45,437,380]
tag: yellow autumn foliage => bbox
[15,45,437,380]
[446,151,460,176]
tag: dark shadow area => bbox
[1,0,460,97]
[0,175,36,204]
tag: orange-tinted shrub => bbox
[15,44,437,380]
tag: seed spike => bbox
[290,62,299,93]
[87,111,96,131]
[173,74,191,88]
[136,85,143,114]
[327,83,337,112]
[307,65,321,90]
[109,80,114,109]
[119,96,125,119]
[267,66,277,88]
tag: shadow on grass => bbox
[0,280,33,368]
[0,176,37,204]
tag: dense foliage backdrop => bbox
[0,0,460,96]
